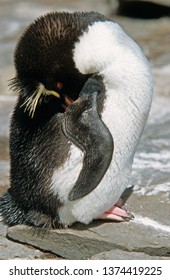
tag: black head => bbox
[11,11,107,119]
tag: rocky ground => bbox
[0,0,170,259]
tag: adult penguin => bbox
[0,11,153,228]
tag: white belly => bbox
[50,21,153,225]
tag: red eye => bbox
[56,82,63,89]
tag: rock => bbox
[117,0,170,18]
[91,249,167,260]
[0,235,42,260]
[118,0,170,7]
[0,221,42,260]
[7,225,117,260]
[0,220,61,259]
[119,0,170,7]
[7,189,170,260]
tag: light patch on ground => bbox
[133,214,170,234]
[134,183,170,196]
[133,151,170,172]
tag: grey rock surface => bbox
[6,188,170,259]
[120,0,170,6]
[7,192,170,259]
[117,0,170,21]
[0,221,43,259]
[91,249,167,260]
[0,221,61,260]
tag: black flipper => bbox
[62,76,114,201]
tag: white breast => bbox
[50,21,153,225]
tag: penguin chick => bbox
[0,11,153,228]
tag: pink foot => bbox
[97,198,134,222]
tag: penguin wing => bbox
[62,76,114,201]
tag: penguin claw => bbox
[97,205,134,222]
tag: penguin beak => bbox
[62,95,74,110]
[47,90,60,99]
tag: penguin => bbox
[0,11,153,228]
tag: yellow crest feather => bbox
[20,84,60,118]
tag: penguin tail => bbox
[0,191,26,226]
[0,191,61,228]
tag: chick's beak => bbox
[65,95,74,106]
[48,90,60,98]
